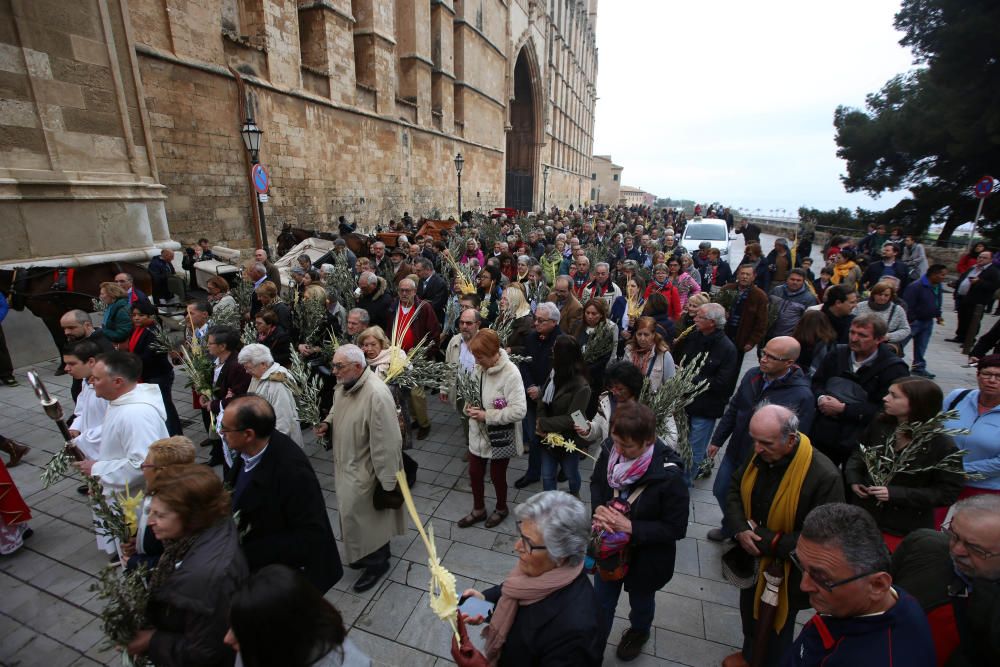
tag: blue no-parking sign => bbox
[252,164,270,194]
[974,175,994,199]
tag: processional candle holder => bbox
[26,370,84,460]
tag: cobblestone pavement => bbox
[0,233,985,666]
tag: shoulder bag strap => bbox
[948,389,973,412]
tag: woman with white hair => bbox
[238,344,303,446]
[452,491,602,666]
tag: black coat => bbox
[146,519,248,667]
[862,259,910,292]
[677,328,740,419]
[417,271,449,324]
[957,264,1000,306]
[845,423,963,536]
[809,343,909,465]
[209,355,252,414]
[259,326,291,367]
[225,431,343,593]
[519,327,562,395]
[724,443,844,610]
[130,326,174,381]
[537,374,591,449]
[590,440,689,592]
[482,572,602,667]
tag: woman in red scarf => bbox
[641,263,682,320]
[128,301,184,436]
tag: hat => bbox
[389,246,407,257]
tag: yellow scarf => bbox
[739,433,814,632]
[831,261,856,285]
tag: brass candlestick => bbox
[26,370,83,460]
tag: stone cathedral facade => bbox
[0,0,598,262]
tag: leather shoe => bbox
[353,561,390,593]
[417,425,431,440]
[945,337,963,343]
[514,475,538,489]
[615,628,649,662]
[77,484,90,496]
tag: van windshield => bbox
[684,223,728,241]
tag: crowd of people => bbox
[0,203,998,666]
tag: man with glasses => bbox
[441,307,481,451]
[706,337,816,542]
[223,395,342,594]
[388,278,441,440]
[315,345,404,593]
[204,326,251,466]
[784,503,934,667]
[514,302,563,489]
[722,404,842,667]
[547,275,583,337]
[114,272,150,308]
[892,494,1000,666]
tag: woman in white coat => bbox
[238,344,303,446]
[458,329,527,529]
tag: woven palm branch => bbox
[583,322,614,363]
[639,352,710,471]
[859,409,976,488]
[91,564,151,667]
[288,350,323,426]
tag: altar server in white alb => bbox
[75,351,169,555]
[62,339,109,460]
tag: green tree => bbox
[833,0,1000,244]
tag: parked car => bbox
[680,218,730,260]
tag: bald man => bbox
[723,404,843,667]
[60,309,115,401]
[707,336,817,541]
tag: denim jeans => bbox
[712,454,740,535]
[592,574,656,652]
[685,416,717,486]
[521,400,541,481]
[541,448,580,493]
[910,318,934,371]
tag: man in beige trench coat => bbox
[316,344,405,593]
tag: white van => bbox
[680,218,730,260]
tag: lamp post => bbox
[454,152,464,220]
[542,164,550,213]
[240,118,270,257]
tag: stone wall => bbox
[126,0,599,248]
[0,0,171,265]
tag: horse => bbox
[1,262,153,358]
[276,224,372,259]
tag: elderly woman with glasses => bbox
[452,491,602,666]
[122,436,197,572]
[238,343,303,446]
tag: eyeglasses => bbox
[943,523,998,559]
[978,372,1000,382]
[516,522,547,552]
[760,350,790,362]
[534,317,554,324]
[217,426,246,435]
[330,362,351,370]
[789,550,879,592]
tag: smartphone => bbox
[459,596,495,619]
[571,410,589,430]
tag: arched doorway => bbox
[505,48,537,212]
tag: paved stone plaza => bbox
[0,235,985,666]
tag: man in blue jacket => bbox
[783,503,935,667]
[706,336,816,541]
[902,264,948,378]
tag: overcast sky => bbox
[592,0,916,215]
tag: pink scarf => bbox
[606,442,655,489]
[483,561,584,665]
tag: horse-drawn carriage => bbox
[276,218,459,258]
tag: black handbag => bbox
[486,423,516,448]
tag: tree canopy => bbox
[833,0,1000,244]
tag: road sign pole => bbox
[967,196,986,254]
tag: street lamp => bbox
[542,164,550,212]
[454,152,464,220]
[240,118,270,257]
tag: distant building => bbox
[591,154,623,205]
[0,0,599,264]
[620,185,653,207]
